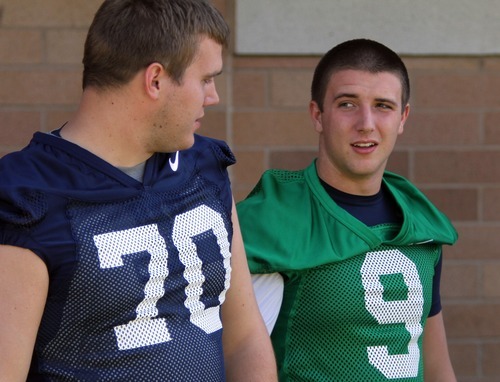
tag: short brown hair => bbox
[311,39,410,112]
[82,0,229,89]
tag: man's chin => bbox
[156,137,194,154]
[176,136,196,152]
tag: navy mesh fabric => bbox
[0,132,235,381]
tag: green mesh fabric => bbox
[237,161,458,381]
[272,244,439,381]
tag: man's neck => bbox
[315,160,383,196]
[60,88,152,167]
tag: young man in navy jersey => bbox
[0,0,276,380]
[237,39,457,381]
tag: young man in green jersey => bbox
[237,39,458,381]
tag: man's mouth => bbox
[352,142,376,148]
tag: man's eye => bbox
[339,101,354,108]
[377,103,393,110]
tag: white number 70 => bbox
[93,205,231,351]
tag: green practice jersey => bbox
[237,161,457,381]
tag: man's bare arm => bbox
[423,311,457,382]
[221,199,277,381]
[0,245,48,381]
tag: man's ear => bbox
[309,100,323,133]
[144,62,164,100]
[398,103,410,135]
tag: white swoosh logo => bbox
[169,151,179,172]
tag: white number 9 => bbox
[361,250,424,379]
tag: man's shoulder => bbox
[191,134,231,155]
[0,135,50,184]
[383,171,458,244]
[239,167,308,204]
[187,134,236,168]
[383,171,417,188]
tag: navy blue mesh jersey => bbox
[0,131,236,381]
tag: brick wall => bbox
[0,0,498,380]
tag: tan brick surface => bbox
[214,73,227,108]
[271,70,312,108]
[233,111,315,146]
[232,149,266,186]
[46,30,87,64]
[0,70,81,105]
[484,57,500,70]
[0,1,499,380]
[400,112,480,146]
[482,263,500,298]
[484,112,500,144]
[0,30,43,64]
[0,111,40,147]
[234,56,319,69]
[200,110,227,142]
[447,225,500,260]
[211,0,226,16]
[483,343,500,375]
[233,71,268,108]
[448,343,478,377]
[269,150,316,170]
[404,56,481,71]
[419,188,478,221]
[413,74,483,109]
[483,75,500,108]
[386,151,409,178]
[1,0,101,27]
[445,304,500,337]
[483,187,500,221]
[233,186,251,203]
[414,150,500,184]
[46,110,76,132]
[441,263,479,298]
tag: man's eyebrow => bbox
[374,97,399,106]
[208,69,223,78]
[334,93,399,106]
[333,92,358,101]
